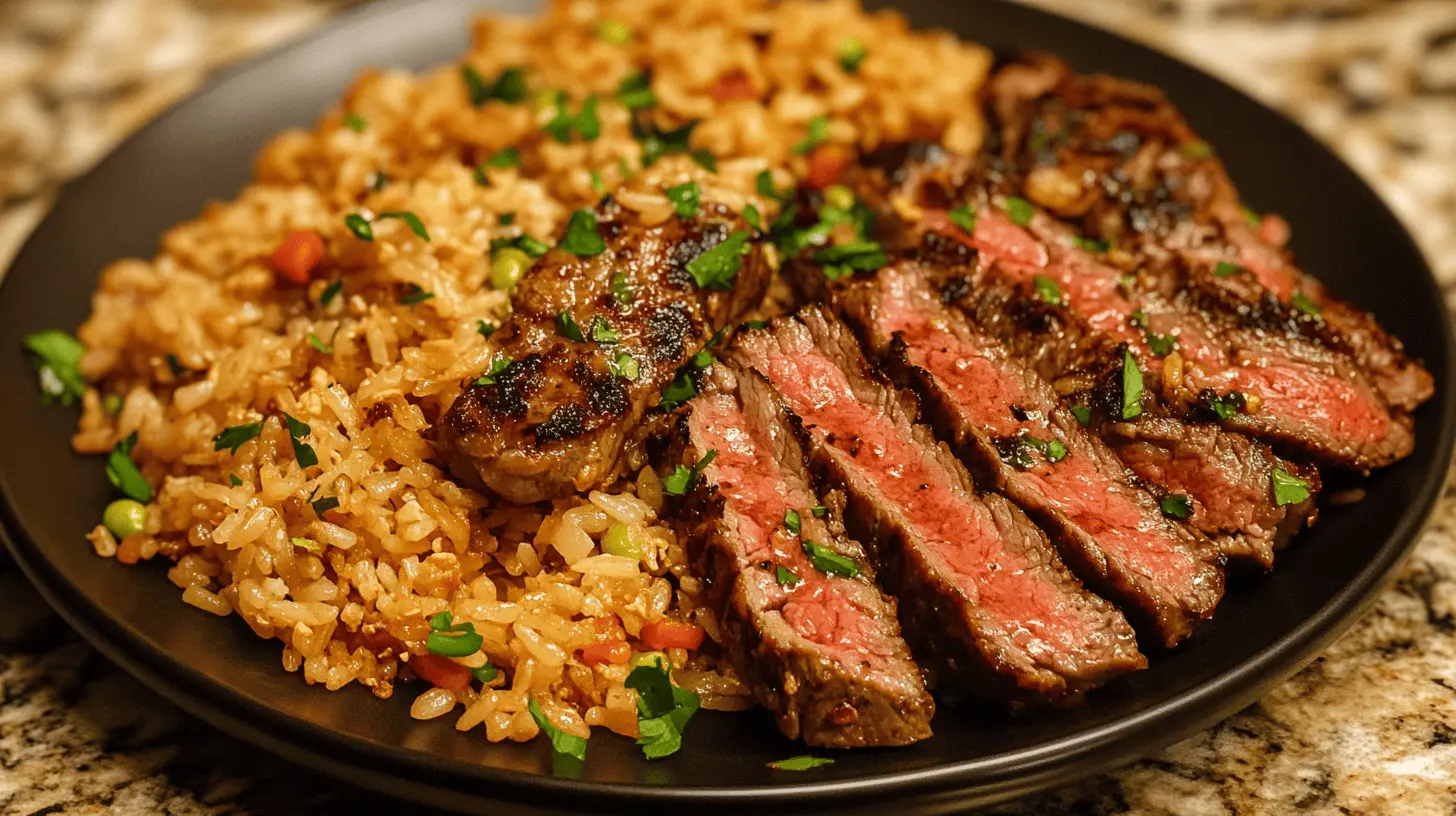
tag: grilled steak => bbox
[669,365,934,747]
[731,307,1145,706]
[827,261,1223,644]
[981,53,1433,414]
[441,198,768,502]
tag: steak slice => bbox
[829,261,1223,644]
[981,53,1433,414]
[441,198,768,502]
[669,365,934,747]
[731,307,1145,706]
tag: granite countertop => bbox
[1,0,1454,813]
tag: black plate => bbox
[1,0,1451,812]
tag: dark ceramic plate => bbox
[1,0,1451,812]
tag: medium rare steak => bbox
[441,198,768,502]
[731,307,1145,706]
[980,53,1433,415]
[829,261,1223,644]
[669,365,934,747]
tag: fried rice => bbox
[70,0,991,746]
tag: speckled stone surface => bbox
[2,1,1455,814]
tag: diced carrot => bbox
[580,640,630,666]
[639,620,706,651]
[116,536,143,565]
[411,653,473,691]
[804,145,850,190]
[270,230,326,285]
[709,71,757,102]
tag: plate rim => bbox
[2,0,1453,810]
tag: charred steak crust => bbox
[731,307,1145,707]
[829,262,1223,645]
[668,366,934,748]
[440,200,769,503]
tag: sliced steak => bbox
[829,261,1223,644]
[981,53,1433,414]
[441,198,768,502]
[669,365,933,747]
[731,307,1145,706]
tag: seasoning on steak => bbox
[980,53,1433,414]
[731,307,1145,706]
[828,261,1223,644]
[440,198,769,503]
[668,364,934,747]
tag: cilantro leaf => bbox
[686,230,751,290]
[560,210,607,256]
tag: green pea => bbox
[601,523,644,559]
[823,184,855,212]
[103,498,147,538]
[490,247,533,291]
[597,19,631,45]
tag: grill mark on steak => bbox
[829,261,1223,644]
[669,365,934,747]
[731,307,1145,706]
[439,201,769,503]
[982,53,1432,414]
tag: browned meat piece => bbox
[981,53,1433,414]
[668,365,934,747]
[827,261,1224,645]
[731,307,1145,707]
[441,198,769,502]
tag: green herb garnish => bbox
[463,65,527,106]
[1271,468,1311,506]
[377,211,430,242]
[485,147,520,169]
[343,113,367,132]
[1005,196,1035,227]
[213,422,262,454]
[527,697,589,764]
[426,610,484,657]
[1121,349,1143,420]
[784,509,801,535]
[1033,275,1062,305]
[686,230,751,290]
[228,473,244,487]
[307,333,333,354]
[283,413,319,469]
[1213,262,1245,278]
[319,280,343,306]
[1179,141,1214,159]
[106,431,153,503]
[948,204,977,235]
[776,566,801,589]
[794,115,830,155]
[1160,494,1193,519]
[802,540,859,578]
[1291,292,1322,317]
[475,357,512,386]
[756,169,790,202]
[22,329,86,406]
[666,181,701,218]
[625,657,700,760]
[557,311,585,342]
[589,316,619,344]
[477,320,498,338]
[609,352,639,380]
[814,240,885,281]
[769,756,835,771]
[400,285,434,305]
[743,204,763,231]
[664,450,717,496]
[633,119,698,168]
[344,214,373,240]
[1071,405,1092,426]
[1072,236,1111,253]
[311,495,340,516]
[559,209,607,256]
[837,37,867,73]
[616,72,657,110]
[612,272,634,307]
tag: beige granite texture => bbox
[1,0,1455,813]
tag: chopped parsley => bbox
[794,115,830,155]
[319,280,344,306]
[837,37,867,73]
[1004,196,1035,227]
[311,495,340,516]
[664,450,717,496]
[589,316,619,344]
[475,357,511,386]
[686,230,751,290]
[213,422,262,454]
[106,431,153,504]
[1071,405,1092,426]
[426,610,484,657]
[557,311,586,342]
[784,509,801,535]
[633,119,698,167]
[616,72,657,110]
[948,204,977,235]
[400,285,434,305]
[776,566,801,589]
[625,657,700,760]
[378,211,430,242]
[1213,261,1246,278]
[462,65,528,107]
[802,540,859,579]
[283,413,319,469]
[543,92,601,143]
[307,333,333,354]
[1121,349,1144,420]
[768,756,835,771]
[1291,291,1322,317]
[22,329,86,406]
[1032,275,1062,305]
[666,181,701,218]
[1271,468,1311,506]
[559,209,607,256]
[814,240,886,281]
[658,372,697,409]
[608,352,639,380]
[485,147,520,169]
[1160,494,1193,519]
[342,113,367,132]
[527,697,589,763]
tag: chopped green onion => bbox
[814,240,886,281]
[228,473,243,487]
[589,316,619,344]
[307,333,333,354]
[344,214,373,240]
[691,149,718,173]
[601,523,644,559]
[472,664,498,683]
[426,610,484,657]
[1071,405,1092,426]
[1121,349,1143,420]
[810,505,828,518]
[664,450,717,496]
[106,431,153,503]
[463,65,527,107]
[784,509,801,535]
[743,204,763,231]
[1271,468,1311,506]
[475,357,512,386]
[609,352,639,380]
[802,540,859,578]
[1160,494,1193,519]
[666,181,702,218]
[560,209,607,256]
[557,311,585,342]
[527,697,589,763]
[1291,292,1322,317]
[756,169,790,202]
[22,329,86,406]
[311,495,340,516]
[291,536,322,554]
[949,204,977,235]
[1179,141,1214,159]
[612,272,634,307]
[477,320,498,339]
[103,498,147,538]
[319,280,344,306]
[543,92,600,143]
[1032,275,1062,305]
[776,565,801,589]
[590,169,605,194]
[837,37,867,73]
[686,230,751,290]
[1072,236,1111,253]
[794,115,830,155]
[1241,205,1261,227]
[367,171,389,191]
[768,756,835,771]
[1004,196,1035,227]
[377,211,430,242]
[616,71,657,111]
[1213,261,1246,278]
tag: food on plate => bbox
[18,0,1431,763]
